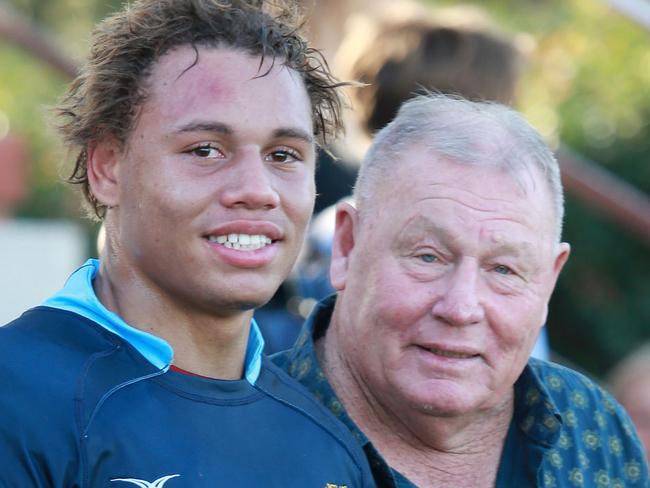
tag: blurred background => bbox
[1,0,649,383]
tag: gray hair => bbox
[353,93,565,240]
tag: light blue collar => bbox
[42,259,264,384]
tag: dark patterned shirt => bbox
[272,295,650,488]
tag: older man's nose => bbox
[431,263,485,327]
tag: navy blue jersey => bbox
[0,306,376,487]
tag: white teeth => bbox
[429,348,474,359]
[207,233,273,252]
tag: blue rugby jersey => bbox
[0,266,375,487]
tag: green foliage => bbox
[0,44,73,218]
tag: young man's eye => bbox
[266,148,301,164]
[187,144,224,159]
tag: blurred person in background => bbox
[0,132,28,219]
[335,5,523,160]
[608,344,650,465]
[275,93,649,487]
[0,0,376,486]
[258,5,559,360]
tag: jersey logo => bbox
[111,474,180,487]
[325,484,348,488]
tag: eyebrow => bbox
[172,122,314,144]
[488,241,536,259]
[272,128,314,144]
[396,215,537,258]
[397,216,453,245]
[173,121,232,135]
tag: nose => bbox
[220,148,280,210]
[431,261,485,327]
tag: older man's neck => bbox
[319,326,513,488]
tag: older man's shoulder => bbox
[524,358,649,486]
[527,358,624,414]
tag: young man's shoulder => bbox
[255,357,375,484]
[0,305,121,375]
[0,306,124,485]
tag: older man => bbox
[0,0,375,486]
[275,94,649,487]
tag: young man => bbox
[0,1,374,486]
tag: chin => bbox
[215,293,274,313]
[189,288,275,316]
[401,384,479,418]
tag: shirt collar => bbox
[42,258,264,384]
[513,358,564,448]
[281,295,413,486]
[282,295,371,444]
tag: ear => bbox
[552,242,571,285]
[329,201,359,291]
[87,137,121,209]
[540,241,571,324]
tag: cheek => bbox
[119,171,203,254]
[284,175,315,220]
[272,168,314,232]
[486,294,546,358]
[366,275,431,345]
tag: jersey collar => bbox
[42,259,264,384]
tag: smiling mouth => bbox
[206,233,273,251]
[425,346,479,360]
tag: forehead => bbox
[367,148,556,244]
[137,45,313,135]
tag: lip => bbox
[203,220,283,241]
[415,343,482,360]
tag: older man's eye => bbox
[494,264,514,275]
[419,254,437,263]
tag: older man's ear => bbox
[553,242,571,279]
[329,201,359,291]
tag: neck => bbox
[95,252,252,380]
[320,311,513,488]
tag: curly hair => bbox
[55,0,345,220]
